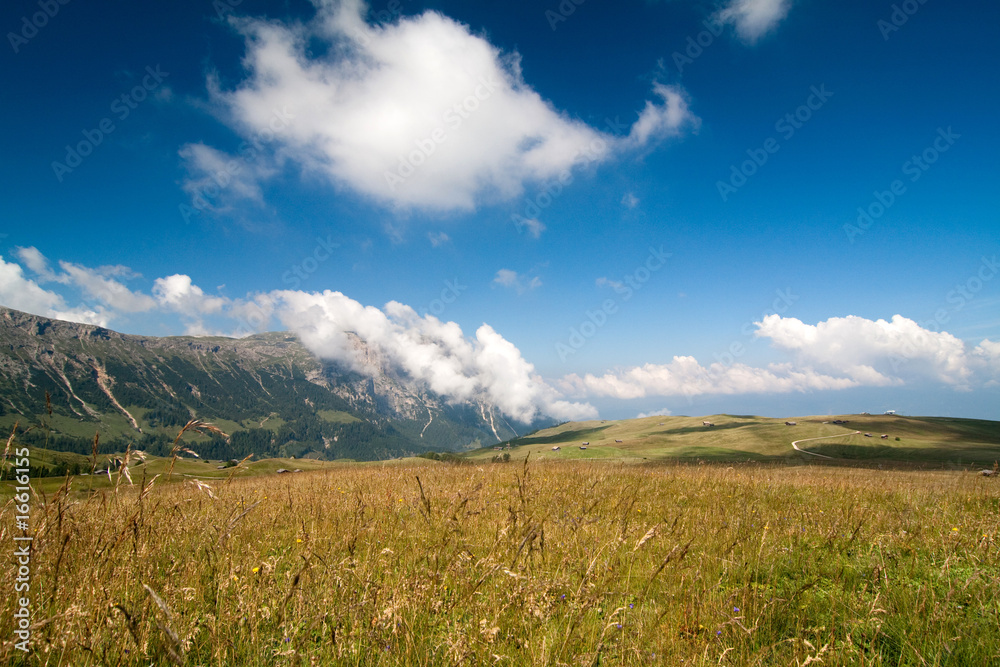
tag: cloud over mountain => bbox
[265,289,596,422]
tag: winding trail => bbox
[792,430,861,459]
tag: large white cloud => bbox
[715,0,792,43]
[755,314,973,387]
[185,0,697,212]
[561,314,1000,401]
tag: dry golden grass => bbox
[3,459,999,665]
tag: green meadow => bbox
[469,414,1000,466]
[2,414,999,665]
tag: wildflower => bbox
[252,567,260,573]
[734,607,740,613]
[297,538,303,543]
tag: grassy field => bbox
[3,453,999,665]
[470,414,1000,467]
[13,447,349,496]
[318,410,361,424]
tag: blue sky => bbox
[2,0,998,422]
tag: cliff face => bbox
[0,307,531,458]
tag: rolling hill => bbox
[469,413,1000,466]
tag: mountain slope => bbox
[0,307,538,459]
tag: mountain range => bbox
[0,306,545,460]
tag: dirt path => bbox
[792,430,860,459]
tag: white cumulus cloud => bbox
[195,0,697,213]
[153,274,228,314]
[755,314,973,387]
[153,274,231,336]
[560,314,1000,401]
